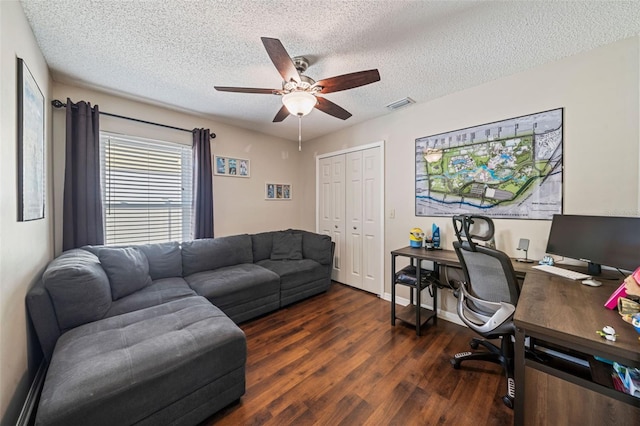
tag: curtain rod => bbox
[51,99,216,139]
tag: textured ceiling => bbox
[20,0,640,142]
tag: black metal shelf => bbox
[394,304,437,328]
[390,252,439,336]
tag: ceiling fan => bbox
[214,37,381,122]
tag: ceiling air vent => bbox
[386,97,415,111]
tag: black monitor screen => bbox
[546,214,640,273]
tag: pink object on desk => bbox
[604,283,627,309]
[604,266,640,309]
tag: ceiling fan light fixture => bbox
[282,91,317,116]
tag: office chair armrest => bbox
[458,282,502,314]
[458,283,516,335]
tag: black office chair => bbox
[450,215,520,408]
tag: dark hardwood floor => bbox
[203,283,513,426]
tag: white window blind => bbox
[100,133,193,245]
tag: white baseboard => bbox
[382,292,464,327]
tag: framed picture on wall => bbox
[265,183,291,200]
[214,155,250,177]
[415,107,563,219]
[17,57,45,221]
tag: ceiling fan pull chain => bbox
[298,115,302,151]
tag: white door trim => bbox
[315,141,384,160]
[316,141,385,297]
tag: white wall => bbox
[300,36,640,315]
[51,83,304,254]
[0,1,53,422]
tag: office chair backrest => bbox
[452,215,519,306]
[453,214,495,251]
[453,242,520,306]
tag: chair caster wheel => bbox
[502,395,514,409]
[450,359,461,369]
[470,339,479,349]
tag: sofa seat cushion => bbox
[104,277,197,318]
[36,296,246,426]
[257,259,327,290]
[185,264,280,311]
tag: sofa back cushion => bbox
[270,231,303,260]
[42,249,112,330]
[251,231,274,262]
[136,241,182,280]
[296,229,333,265]
[95,247,153,300]
[182,234,253,276]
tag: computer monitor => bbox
[546,214,640,275]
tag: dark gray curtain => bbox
[62,98,104,251]
[192,128,214,239]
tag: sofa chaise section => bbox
[27,245,247,426]
[36,296,246,426]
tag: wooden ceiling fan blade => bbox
[315,97,352,120]
[273,105,290,122]
[315,69,380,94]
[214,86,279,94]
[261,37,300,84]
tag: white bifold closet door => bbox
[318,146,381,295]
[319,154,347,284]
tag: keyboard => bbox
[532,264,591,281]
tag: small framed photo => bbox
[266,183,291,200]
[214,155,250,178]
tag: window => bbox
[100,133,192,245]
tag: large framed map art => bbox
[415,108,563,219]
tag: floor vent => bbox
[386,97,415,111]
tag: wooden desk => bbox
[392,246,640,423]
[514,271,640,425]
[390,246,537,274]
[390,247,534,336]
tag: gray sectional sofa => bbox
[26,229,333,426]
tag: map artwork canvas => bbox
[415,108,563,219]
